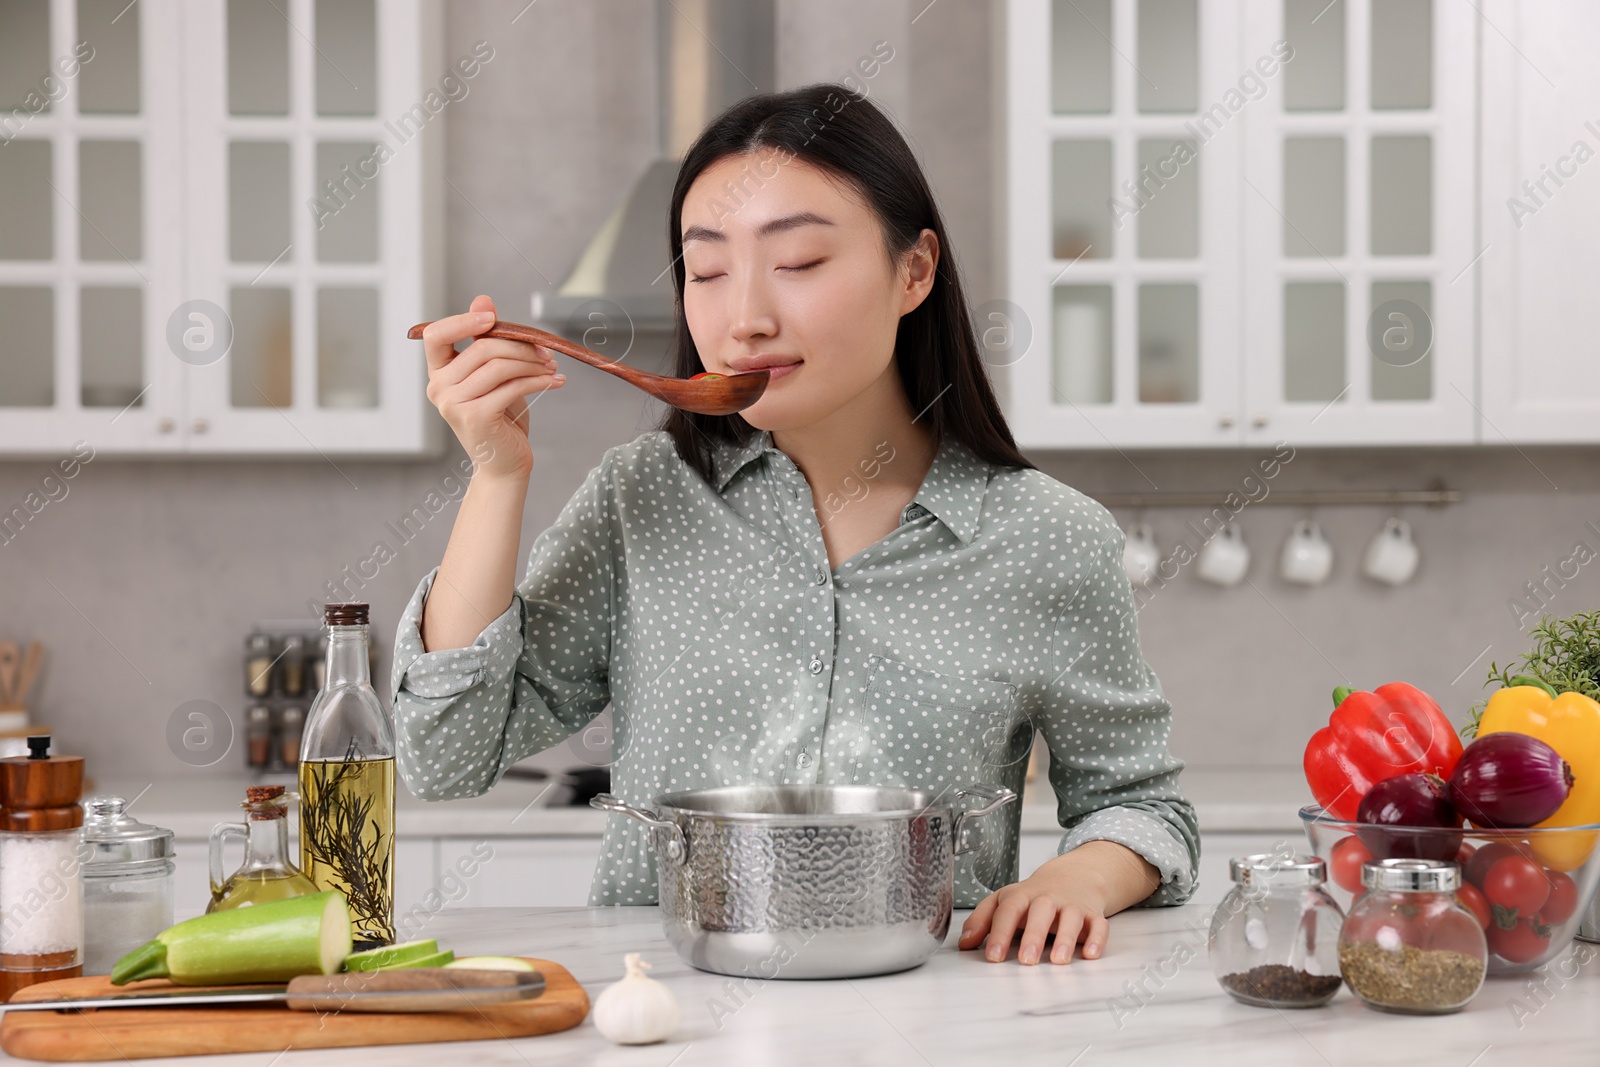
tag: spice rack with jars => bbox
[241,623,375,779]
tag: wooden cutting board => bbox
[0,958,588,1062]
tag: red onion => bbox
[1356,772,1464,861]
[1447,732,1573,829]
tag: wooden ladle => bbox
[406,318,770,416]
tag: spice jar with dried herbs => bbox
[1338,857,1487,1015]
[1208,852,1345,1008]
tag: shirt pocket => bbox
[838,653,1025,790]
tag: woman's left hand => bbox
[957,840,1159,965]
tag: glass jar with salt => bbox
[79,796,175,976]
[0,735,86,998]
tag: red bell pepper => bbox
[1304,682,1464,821]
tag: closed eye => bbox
[687,260,824,284]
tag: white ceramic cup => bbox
[1280,519,1334,585]
[1197,523,1251,587]
[1363,516,1420,585]
[1123,522,1161,587]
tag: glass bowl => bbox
[1300,805,1600,974]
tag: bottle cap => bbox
[244,785,290,820]
[325,603,369,626]
[1228,851,1327,888]
[1361,856,1459,892]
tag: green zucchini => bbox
[378,949,454,969]
[111,890,352,986]
[344,938,440,972]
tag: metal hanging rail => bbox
[1086,483,1462,510]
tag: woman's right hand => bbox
[421,293,565,480]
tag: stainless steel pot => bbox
[591,783,1017,979]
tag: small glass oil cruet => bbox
[207,785,317,912]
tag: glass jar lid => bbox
[1361,856,1459,892]
[79,795,175,869]
[1229,851,1327,887]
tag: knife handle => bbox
[284,967,544,1013]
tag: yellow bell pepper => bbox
[1477,677,1600,871]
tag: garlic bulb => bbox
[593,952,679,1045]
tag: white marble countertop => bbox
[91,766,1312,839]
[13,893,1593,1066]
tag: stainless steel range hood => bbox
[531,0,776,333]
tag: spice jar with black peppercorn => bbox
[1209,851,1345,1008]
[1338,857,1487,1015]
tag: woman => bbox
[393,84,1198,967]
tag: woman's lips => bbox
[763,361,801,381]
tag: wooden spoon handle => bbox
[0,643,18,707]
[15,642,42,706]
[407,319,653,387]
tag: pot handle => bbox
[951,785,1018,855]
[589,793,687,866]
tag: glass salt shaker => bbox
[0,736,86,998]
[1338,857,1487,1015]
[1209,852,1345,1008]
[79,797,175,976]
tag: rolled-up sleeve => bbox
[390,452,618,801]
[1035,516,1200,907]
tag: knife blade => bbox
[0,967,546,1014]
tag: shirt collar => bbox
[710,429,991,546]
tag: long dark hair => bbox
[657,83,1036,483]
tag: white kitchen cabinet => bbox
[0,0,444,458]
[1004,0,1245,449]
[1239,0,1477,446]
[436,836,603,908]
[1479,0,1600,443]
[1002,0,1478,447]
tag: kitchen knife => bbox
[0,967,545,1014]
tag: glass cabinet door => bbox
[0,0,438,457]
[1240,0,1476,445]
[1008,0,1243,448]
[182,0,423,455]
[0,0,186,453]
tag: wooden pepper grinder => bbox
[0,735,86,999]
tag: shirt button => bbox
[814,565,828,585]
[808,655,823,674]
[796,748,812,768]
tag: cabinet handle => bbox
[1218,414,1236,429]
[157,418,176,434]
[1252,415,1269,429]
[192,418,210,434]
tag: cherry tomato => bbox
[1488,918,1551,964]
[1455,883,1491,930]
[1455,841,1477,870]
[1330,835,1372,894]
[1540,870,1579,925]
[1483,855,1551,916]
[689,372,726,380]
[1465,841,1530,887]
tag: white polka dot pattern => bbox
[389,429,1200,909]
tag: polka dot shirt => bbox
[390,428,1199,909]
